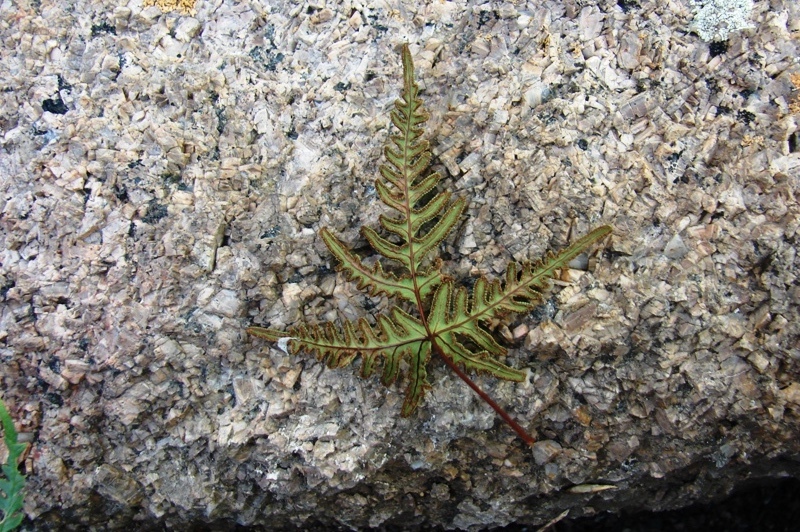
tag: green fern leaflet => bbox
[0,399,26,531]
[248,44,612,445]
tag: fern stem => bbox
[433,344,535,446]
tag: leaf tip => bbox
[246,326,291,342]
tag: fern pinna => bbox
[248,44,611,445]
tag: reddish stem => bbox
[433,346,535,446]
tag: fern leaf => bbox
[441,225,613,329]
[0,399,26,532]
[247,44,613,445]
[364,44,463,280]
[246,327,291,342]
[399,342,432,417]
[251,309,437,412]
[428,281,526,381]
[321,226,447,301]
[427,225,611,379]
[320,227,422,301]
[319,44,464,301]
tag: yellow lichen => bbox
[790,73,800,115]
[741,134,764,148]
[143,0,196,15]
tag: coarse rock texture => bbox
[1,0,799,529]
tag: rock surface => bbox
[0,0,798,529]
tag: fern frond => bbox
[0,399,26,532]
[248,44,613,446]
[428,280,526,381]
[321,228,447,302]
[428,225,612,377]
[252,309,436,414]
[321,44,464,300]
[440,225,613,329]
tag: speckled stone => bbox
[1,0,799,529]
